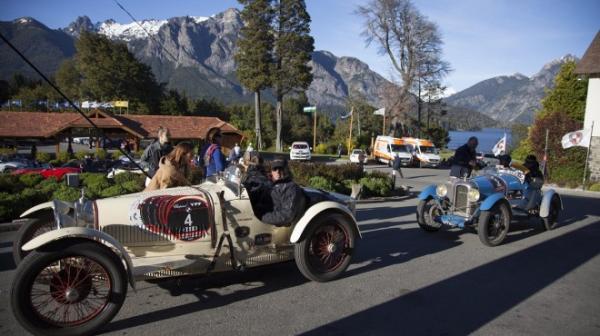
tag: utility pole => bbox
[348,106,354,153]
[303,106,317,149]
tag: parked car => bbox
[107,159,145,178]
[349,149,367,164]
[402,138,441,168]
[12,163,81,179]
[10,165,360,335]
[416,165,562,246]
[0,158,32,173]
[289,141,312,161]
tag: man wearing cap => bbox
[261,159,306,227]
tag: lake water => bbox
[448,128,512,153]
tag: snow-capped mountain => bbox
[445,55,579,124]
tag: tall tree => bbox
[357,0,450,137]
[75,31,162,113]
[235,0,274,150]
[272,0,314,151]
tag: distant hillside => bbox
[0,17,75,80]
[445,55,578,124]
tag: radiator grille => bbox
[454,184,470,217]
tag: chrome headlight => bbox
[467,188,480,202]
[436,184,447,197]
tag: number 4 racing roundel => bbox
[130,194,214,241]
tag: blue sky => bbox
[2,0,599,93]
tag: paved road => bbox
[1,167,600,335]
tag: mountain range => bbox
[0,9,576,129]
[445,55,578,124]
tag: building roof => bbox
[575,30,600,75]
[0,110,241,140]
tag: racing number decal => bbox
[131,195,214,241]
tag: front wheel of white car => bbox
[294,213,355,282]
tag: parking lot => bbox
[1,167,599,335]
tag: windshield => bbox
[420,146,437,154]
[390,144,410,152]
[352,149,363,155]
[292,144,308,149]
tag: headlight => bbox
[467,189,480,202]
[436,184,447,197]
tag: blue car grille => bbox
[453,184,472,217]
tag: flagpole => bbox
[582,121,594,190]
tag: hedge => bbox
[0,172,145,222]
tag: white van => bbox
[373,136,413,166]
[289,141,311,161]
[402,138,441,168]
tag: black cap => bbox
[271,159,287,170]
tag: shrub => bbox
[0,192,19,222]
[80,173,111,198]
[38,177,61,196]
[359,176,392,197]
[114,171,143,185]
[52,185,81,202]
[309,176,335,191]
[0,147,16,156]
[548,164,583,186]
[75,151,90,160]
[56,151,71,164]
[314,143,329,154]
[589,183,600,192]
[19,173,44,187]
[0,174,23,193]
[95,149,108,161]
[35,152,52,163]
[100,184,126,198]
[121,180,144,193]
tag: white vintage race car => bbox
[10,166,360,336]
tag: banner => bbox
[373,107,385,116]
[561,128,592,149]
[114,100,129,108]
[492,134,507,156]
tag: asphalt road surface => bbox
[1,166,599,336]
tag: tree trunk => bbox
[276,98,283,152]
[254,91,263,150]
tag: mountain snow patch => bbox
[98,19,167,41]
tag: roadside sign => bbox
[303,106,316,113]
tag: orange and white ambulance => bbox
[402,137,441,168]
[373,136,413,166]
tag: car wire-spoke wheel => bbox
[12,241,127,336]
[478,203,511,247]
[417,198,443,232]
[543,194,561,231]
[295,213,356,282]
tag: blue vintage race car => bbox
[416,166,563,246]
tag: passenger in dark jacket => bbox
[261,159,306,227]
[140,126,172,185]
[241,151,273,219]
[450,136,478,178]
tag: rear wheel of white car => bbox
[417,198,443,232]
[11,241,127,336]
[13,214,56,265]
[542,194,561,231]
[294,213,355,282]
[478,202,511,247]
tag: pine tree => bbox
[272,0,314,151]
[235,0,274,150]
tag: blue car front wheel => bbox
[478,202,511,247]
[417,198,443,232]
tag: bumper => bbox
[290,154,311,160]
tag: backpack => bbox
[202,144,218,168]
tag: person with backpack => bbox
[200,130,225,180]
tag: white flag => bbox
[492,134,507,156]
[340,110,352,119]
[373,108,385,116]
[561,129,592,148]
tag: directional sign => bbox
[303,106,316,113]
